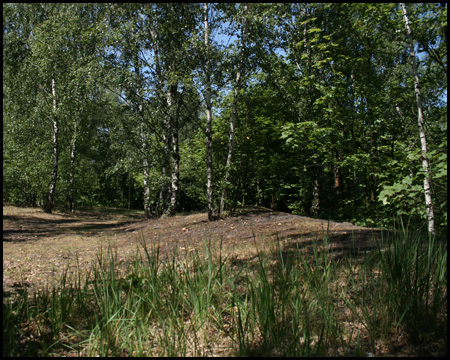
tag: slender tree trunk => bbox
[333,151,340,190]
[219,75,239,214]
[68,119,77,212]
[165,83,179,217]
[204,3,215,220]
[140,107,152,218]
[151,27,171,216]
[43,77,59,214]
[310,165,320,216]
[141,118,152,218]
[133,51,152,219]
[220,5,247,215]
[401,3,435,235]
[159,116,171,215]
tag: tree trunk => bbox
[219,77,239,214]
[133,50,152,219]
[159,116,171,215]
[151,27,171,216]
[204,3,215,221]
[220,4,247,215]
[165,83,179,217]
[141,118,152,218]
[68,119,77,212]
[43,77,59,214]
[333,151,340,190]
[401,3,435,235]
[310,166,320,216]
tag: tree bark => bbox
[310,166,320,216]
[220,4,247,215]
[133,49,152,219]
[43,77,59,214]
[401,3,435,235]
[141,118,152,218]
[150,28,169,216]
[68,119,77,212]
[204,3,215,220]
[159,114,171,215]
[165,82,179,217]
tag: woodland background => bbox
[3,3,447,232]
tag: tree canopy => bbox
[3,3,447,233]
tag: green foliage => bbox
[378,138,447,230]
[378,145,427,217]
[3,3,447,231]
[179,129,208,211]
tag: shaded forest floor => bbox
[3,205,446,357]
[3,205,379,296]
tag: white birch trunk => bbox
[165,83,179,217]
[133,50,152,219]
[401,3,435,235]
[68,119,77,212]
[44,77,59,214]
[150,28,170,215]
[220,4,248,215]
[141,116,152,218]
[204,3,215,220]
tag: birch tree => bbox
[153,3,198,217]
[203,3,215,220]
[27,4,79,213]
[219,4,248,215]
[401,3,435,234]
[43,77,59,213]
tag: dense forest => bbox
[3,3,447,233]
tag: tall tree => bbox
[401,3,435,234]
[3,3,446,231]
[219,4,249,215]
[203,3,215,220]
[43,76,59,213]
[162,4,199,217]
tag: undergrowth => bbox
[3,223,447,357]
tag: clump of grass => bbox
[374,220,447,343]
[3,222,447,357]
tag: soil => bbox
[3,205,446,357]
[3,204,383,297]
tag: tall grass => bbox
[374,220,447,343]
[3,223,447,357]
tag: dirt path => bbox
[3,205,383,297]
